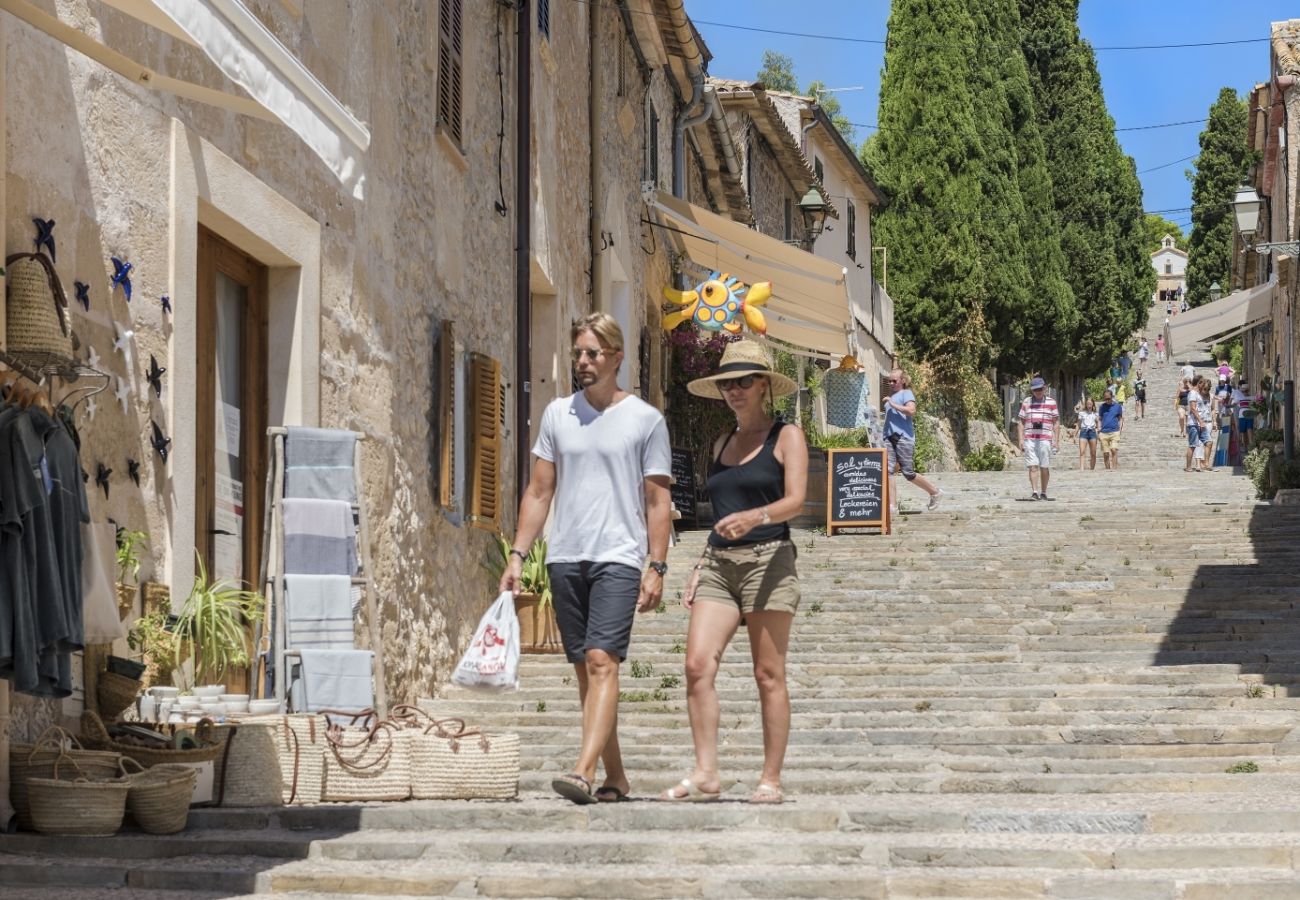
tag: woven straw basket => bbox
[321,716,411,802]
[10,727,124,831]
[238,713,327,804]
[96,670,143,720]
[122,758,196,834]
[4,252,72,359]
[392,707,519,800]
[26,754,129,836]
[81,710,227,768]
[213,722,283,807]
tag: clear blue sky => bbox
[683,0,1298,234]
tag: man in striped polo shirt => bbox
[1017,376,1060,501]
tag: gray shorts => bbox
[886,433,917,480]
[548,561,641,664]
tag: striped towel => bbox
[285,574,354,650]
[282,498,356,576]
[285,427,358,503]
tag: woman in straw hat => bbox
[661,339,807,805]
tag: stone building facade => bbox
[1151,235,1187,306]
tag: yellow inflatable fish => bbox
[662,272,771,335]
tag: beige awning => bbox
[1166,278,1275,356]
[650,191,853,357]
[1,0,369,198]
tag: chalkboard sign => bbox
[827,448,890,535]
[670,448,696,523]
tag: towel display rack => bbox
[256,426,387,717]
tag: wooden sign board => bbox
[670,447,696,524]
[827,448,890,535]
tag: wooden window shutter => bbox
[467,352,504,529]
[438,320,457,511]
[437,0,464,144]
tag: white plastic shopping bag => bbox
[451,591,520,692]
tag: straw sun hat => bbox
[686,339,798,400]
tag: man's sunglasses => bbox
[717,375,761,391]
[570,348,612,362]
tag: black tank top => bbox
[707,422,790,548]
[1178,390,1189,407]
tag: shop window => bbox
[437,0,464,145]
[467,352,505,529]
[538,0,550,40]
[847,200,857,259]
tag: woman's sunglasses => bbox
[717,375,761,391]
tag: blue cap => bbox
[1029,377,1046,390]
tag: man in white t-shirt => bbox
[1181,362,1195,381]
[500,313,672,805]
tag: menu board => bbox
[670,448,696,523]
[827,448,890,535]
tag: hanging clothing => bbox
[81,521,126,644]
[823,368,871,429]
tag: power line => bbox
[849,117,1206,134]
[568,0,1268,52]
[1138,154,1197,175]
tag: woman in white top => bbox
[1185,378,1208,472]
[1075,397,1100,470]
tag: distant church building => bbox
[1151,234,1187,306]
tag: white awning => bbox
[1166,278,1275,356]
[1,0,369,199]
[650,191,853,357]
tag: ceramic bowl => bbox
[193,685,224,698]
[148,686,180,699]
[219,693,249,703]
[175,696,200,708]
[247,699,283,715]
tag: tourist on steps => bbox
[882,369,944,513]
[1134,371,1148,419]
[1075,397,1100,470]
[1018,377,1060,499]
[1175,377,1191,438]
[1098,388,1124,470]
[499,313,673,805]
[667,340,808,805]
[1185,376,1208,472]
[1155,334,1166,366]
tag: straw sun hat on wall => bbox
[686,339,798,401]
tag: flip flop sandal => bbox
[594,785,630,803]
[660,777,721,802]
[552,773,597,805]
[751,783,784,804]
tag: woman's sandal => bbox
[660,777,721,802]
[552,773,597,805]
[751,783,784,804]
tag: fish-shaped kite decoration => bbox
[33,218,56,262]
[110,256,133,302]
[150,420,171,463]
[662,271,771,335]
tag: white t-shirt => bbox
[1181,364,1195,380]
[1077,411,1100,431]
[532,392,672,569]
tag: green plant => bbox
[655,600,667,614]
[115,528,149,585]
[1246,683,1266,699]
[127,610,180,684]
[1225,761,1259,774]
[962,443,1006,472]
[914,700,931,712]
[805,600,824,617]
[1244,445,1273,499]
[659,674,680,690]
[487,535,552,609]
[535,700,547,713]
[809,428,871,450]
[619,690,651,703]
[669,640,685,654]
[629,659,653,679]
[1253,428,1284,444]
[171,552,265,688]
[651,687,670,702]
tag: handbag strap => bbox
[389,703,480,740]
[325,718,395,772]
[5,251,69,336]
[216,725,237,807]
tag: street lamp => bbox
[1233,185,1261,245]
[799,188,827,249]
[1209,281,1222,302]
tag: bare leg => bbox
[1078,440,1086,471]
[1040,467,1051,497]
[909,473,939,497]
[572,650,623,786]
[1088,439,1098,469]
[747,610,794,793]
[1027,465,1040,495]
[574,663,628,794]
[668,600,741,797]
[1111,446,1119,470]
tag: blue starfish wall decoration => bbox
[110,257,133,302]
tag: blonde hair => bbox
[890,369,912,390]
[571,313,624,353]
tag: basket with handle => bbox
[212,721,283,807]
[236,713,328,804]
[320,709,411,802]
[81,709,227,768]
[96,670,143,720]
[390,704,519,800]
[25,752,130,836]
[4,251,73,360]
[121,758,197,834]
[9,726,124,831]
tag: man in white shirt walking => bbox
[500,313,673,804]
[1018,377,1060,500]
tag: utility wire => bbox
[848,118,1206,133]
[568,0,1269,52]
[1138,154,1198,175]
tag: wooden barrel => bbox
[795,449,828,529]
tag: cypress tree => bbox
[1020,0,1155,376]
[1185,88,1251,307]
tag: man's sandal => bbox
[660,777,721,802]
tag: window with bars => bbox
[538,0,550,40]
[847,200,857,260]
[437,0,464,145]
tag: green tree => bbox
[1185,88,1251,307]
[1144,213,1187,253]
[756,50,798,93]
[1019,0,1154,376]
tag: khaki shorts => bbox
[694,540,800,616]
[1099,431,1121,453]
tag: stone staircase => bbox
[7,320,1300,899]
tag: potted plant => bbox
[115,528,148,619]
[487,535,561,653]
[127,609,180,688]
[170,552,266,689]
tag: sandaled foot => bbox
[552,773,597,805]
[751,783,784,804]
[594,784,631,803]
[660,777,721,802]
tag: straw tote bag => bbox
[5,252,73,359]
[391,705,519,800]
[239,713,328,805]
[320,710,411,802]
